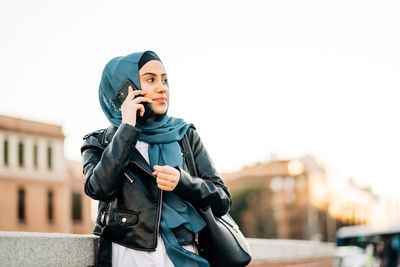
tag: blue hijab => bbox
[99,51,209,267]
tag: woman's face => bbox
[139,60,169,117]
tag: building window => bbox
[18,141,24,167]
[18,188,26,222]
[72,192,82,222]
[47,145,52,170]
[33,143,38,169]
[4,139,9,166]
[47,191,54,223]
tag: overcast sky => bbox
[1,0,399,197]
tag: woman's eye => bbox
[163,79,168,84]
[146,78,154,82]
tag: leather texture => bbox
[198,207,252,267]
[81,123,231,251]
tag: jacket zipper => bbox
[130,161,163,247]
[156,190,163,242]
[130,161,156,178]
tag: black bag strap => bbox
[180,131,212,259]
[181,130,199,177]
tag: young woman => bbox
[81,51,231,267]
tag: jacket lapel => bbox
[129,149,156,174]
[102,125,155,175]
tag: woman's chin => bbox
[148,110,167,122]
[153,107,168,115]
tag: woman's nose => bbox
[156,81,168,93]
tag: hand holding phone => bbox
[118,80,154,126]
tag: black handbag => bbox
[198,206,252,267]
[180,133,252,266]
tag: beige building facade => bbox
[0,115,92,234]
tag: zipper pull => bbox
[124,173,134,183]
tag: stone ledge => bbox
[0,232,336,266]
[0,231,98,267]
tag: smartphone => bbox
[117,80,154,125]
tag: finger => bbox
[156,172,175,182]
[131,90,147,98]
[125,87,136,101]
[132,96,153,104]
[156,177,171,186]
[137,104,145,117]
[153,165,164,172]
[154,165,171,172]
[126,89,145,102]
[155,165,178,175]
[157,184,174,191]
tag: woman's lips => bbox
[154,97,167,104]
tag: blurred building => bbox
[223,155,336,241]
[0,114,92,233]
[329,179,400,231]
[223,155,400,242]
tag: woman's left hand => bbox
[152,165,180,191]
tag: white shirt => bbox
[112,140,197,267]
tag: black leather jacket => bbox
[81,123,231,251]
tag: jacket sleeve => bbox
[81,124,140,202]
[174,127,231,216]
